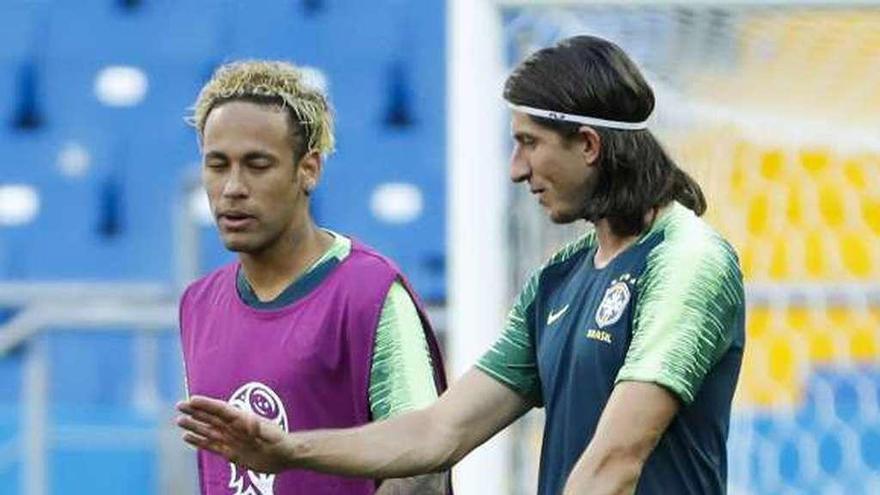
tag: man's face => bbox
[201,101,313,254]
[509,112,598,224]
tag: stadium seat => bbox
[45,1,222,65]
[0,129,138,279]
[318,128,445,301]
[0,2,44,64]
[122,131,201,281]
[41,59,205,139]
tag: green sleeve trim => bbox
[475,361,543,406]
[617,208,744,405]
[476,269,544,407]
[369,281,438,420]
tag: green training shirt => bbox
[478,202,745,495]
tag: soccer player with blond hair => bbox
[179,60,450,495]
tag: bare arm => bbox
[375,473,450,495]
[562,381,679,495]
[177,368,531,479]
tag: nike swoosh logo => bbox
[547,304,570,325]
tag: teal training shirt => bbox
[478,202,745,495]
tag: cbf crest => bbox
[227,382,289,495]
[595,274,635,328]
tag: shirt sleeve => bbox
[616,234,745,405]
[476,270,543,407]
[369,281,438,420]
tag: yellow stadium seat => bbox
[826,306,851,327]
[747,192,771,236]
[808,330,838,363]
[804,229,831,279]
[843,158,869,191]
[863,196,880,236]
[747,307,773,339]
[818,182,846,228]
[785,182,807,227]
[768,233,793,280]
[768,334,799,384]
[800,149,830,177]
[760,150,786,182]
[785,306,813,331]
[766,334,803,403]
[838,229,872,278]
[738,339,779,407]
[850,327,879,361]
[738,241,757,280]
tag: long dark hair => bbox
[503,35,706,237]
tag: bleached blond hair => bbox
[190,60,335,158]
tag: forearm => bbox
[286,407,459,479]
[562,382,679,495]
[375,472,450,495]
[562,450,641,495]
[178,369,528,480]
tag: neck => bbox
[592,203,671,269]
[239,218,333,301]
[592,220,640,270]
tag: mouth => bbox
[217,211,256,231]
[530,188,546,204]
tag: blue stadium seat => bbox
[0,2,45,64]
[0,62,18,131]
[317,127,444,301]
[0,129,135,279]
[122,131,201,281]
[41,60,205,138]
[0,1,48,130]
[45,1,222,65]
[221,0,324,63]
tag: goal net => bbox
[501,3,880,494]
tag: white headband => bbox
[508,103,650,131]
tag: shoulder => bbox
[645,203,739,275]
[180,262,237,307]
[636,204,744,313]
[346,238,403,277]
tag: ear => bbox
[577,125,601,167]
[296,150,323,195]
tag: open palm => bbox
[177,395,292,474]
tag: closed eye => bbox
[204,158,228,169]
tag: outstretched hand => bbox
[176,395,293,474]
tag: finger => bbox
[184,408,235,432]
[187,396,243,422]
[178,399,229,420]
[181,430,238,458]
[182,431,222,453]
[177,415,226,442]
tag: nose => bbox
[222,165,248,198]
[509,146,530,183]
